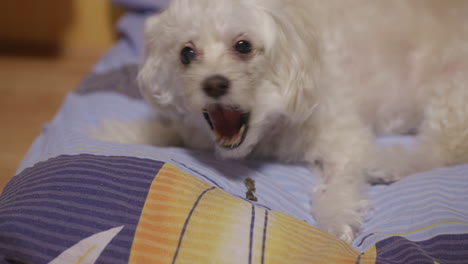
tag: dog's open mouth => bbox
[203,104,250,149]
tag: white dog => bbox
[95,0,468,242]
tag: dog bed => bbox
[1,3,467,264]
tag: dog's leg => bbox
[365,144,425,184]
[90,118,183,147]
[365,72,468,184]
[308,104,374,243]
[415,73,468,169]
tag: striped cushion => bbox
[1,154,467,263]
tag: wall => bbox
[0,0,122,55]
[0,1,124,189]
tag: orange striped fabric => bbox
[129,163,376,264]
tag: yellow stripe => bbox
[360,246,377,264]
[264,211,362,264]
[129,163,213,264]
[127,163,376,263]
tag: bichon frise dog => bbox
[95,0,468,242]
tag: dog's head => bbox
[139,0,319,158]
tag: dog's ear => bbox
[265,10,319,122]
[138,14,183,113]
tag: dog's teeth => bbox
[233,134,241,144]
[239,125,246,135]
[229,140,238,148]
[215,125,246,148]
[228,138,236,146]
[220,137,238,147]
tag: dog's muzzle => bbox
[203,104,250,149]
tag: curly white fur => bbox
[95,0,468,242]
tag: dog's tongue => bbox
[208,105,242,139]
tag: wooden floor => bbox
[0,51,104,191]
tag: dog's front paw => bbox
[365,145,417,184]
[364,167,403,184]
[321,219,357,243]
[310,184,370,243]
[312,207,363,243]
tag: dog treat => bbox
[244,177,258,202]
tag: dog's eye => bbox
[180,46,196,65]
[234,40,252,54]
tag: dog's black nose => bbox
[202,75,230,99]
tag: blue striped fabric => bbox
[0,155,163,264]
[375,234,468,264]
[357,165,468,250]
[14,89,468,252]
